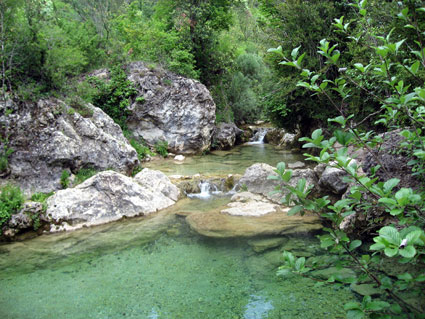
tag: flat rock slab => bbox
[185,210,321,238]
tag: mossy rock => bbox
[248,237,287,253]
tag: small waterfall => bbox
[247,128,268,144]
[188,181,220,199]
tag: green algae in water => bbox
[0,220,354,319]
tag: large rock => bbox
[212,123,243,150]
[238,163,318,203]
[125,62,216,154]
[134,168,180,202]
[318,166,349,195]
[46,170,179,231]
[264,128,299,148]
[362,129,419,189]
[0,99,138,193]
[185,208,321,238]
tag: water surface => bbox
[145,144,304,176]
[0,198,354,319]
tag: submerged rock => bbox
[248,237,287,253]
[125,62,216,154]
[185,209,321,238]
[185,191,321,238]
[0,99,138,193]
[46,170,179,231]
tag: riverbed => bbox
[0,143,356,319]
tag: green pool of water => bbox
[0,198,355,319]
[145,143,305,176]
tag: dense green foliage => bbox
[0,184,24,232]
[154,140,169,158]
[271,1,425,317]
[88,65,137,129]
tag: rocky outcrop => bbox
[0,99,138,193]
[46,170,179,231]
[318,166,350,195]
[238,163,318,203]
[212,123,243,150]
[125,62,216,154]
[362,129,419,189]
[1,202,49,240]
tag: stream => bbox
[0,142,356,319]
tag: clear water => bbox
[0,198,354,319]
[145,143,305,176]
[0,145,354,318]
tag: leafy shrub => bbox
[154,140,169,158]
[60,170,71,189]
[0,184,24,232]
[129,139,154,161]
[74,168,97,185]
[89,65,137,129]
[270,2,425,318]
[30,192,54,216]
[65,95,94,118]
[0,137,13,173]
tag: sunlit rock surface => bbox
[125,62,216,154]
[47,170,179,231]
[0,99,138,193]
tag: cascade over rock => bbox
[125,62,216,154]
[0,99,138,193]
[46,170,179,231]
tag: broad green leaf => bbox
[267,46,283,55]
[365,300,390,311]
[287,206,303,216]
[282,170,293,182]
[397,273,413,281]
[378,197,397,206]
[291,46,301,59]
[311,129,323,140]
[384,247,398,257]
[349,240,362,251]
[346,309,364,319]
[294,257,305,271]
[383,178,400,193]
[399,245,416,258]
[276,162,286,172]
[405,230,423,245]
[354,63,365,72]
[276,268,292,277]
[379,226,401,245]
